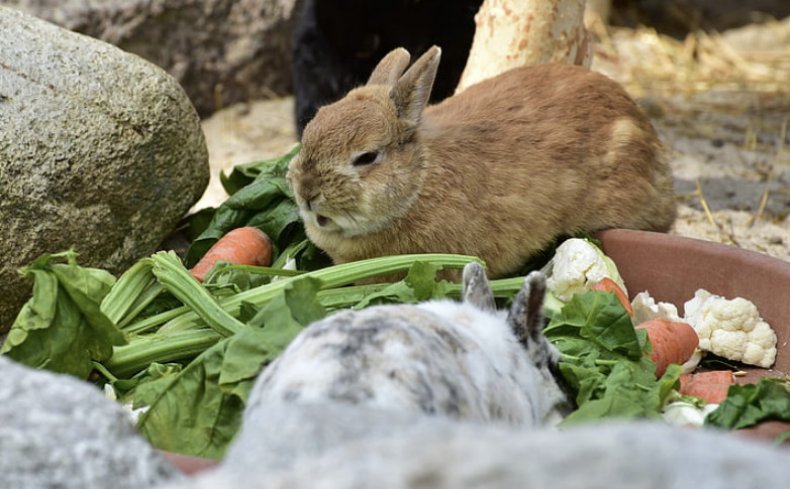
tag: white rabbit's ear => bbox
[462,262,496,312]
[391,46,441,126]
[507,271,547,346]
[367,48,411,86]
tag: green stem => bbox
[126,253,481,335]
[92,361,119,383]
[101,258,155,325]
[206,264,304,280]
[118,283,164,329]
[106,329,222,378]
[561,353,620,366]
[151,251,245,337]
[123,306,187,335]
[441,276,526,299]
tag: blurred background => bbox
[4,0,789,258]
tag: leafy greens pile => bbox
[3,145,789,457]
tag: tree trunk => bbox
[456,0,592,93]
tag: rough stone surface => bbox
[0,6,209,332]
[163,418,790,489]
[1,0,299,116]
[0,356,182,488]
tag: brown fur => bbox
[288,46,676,278]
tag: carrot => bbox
[590,277,633,316]
[190,227,273,282]
[636,318,699,377]
[679,371,734,404]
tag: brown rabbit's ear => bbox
[391,46,441,126]
[367,48,411,86]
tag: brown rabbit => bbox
[287,46,676,278]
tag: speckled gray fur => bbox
[250,264,571,426]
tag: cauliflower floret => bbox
[631,291,682,324]
[683,289,777,368]
[546,238,626,302]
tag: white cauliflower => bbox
[683,289,777,368]
[631,291,682,324]
[546,238,626,302]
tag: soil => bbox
[197,21,790,264]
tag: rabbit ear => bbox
[367,48,411,86]
[391,45,441,125]
[507,271,548,345]
[462,262,496,313]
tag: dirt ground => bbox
[197,20,790,263]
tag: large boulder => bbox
[0,356,182,488]
[0,6,209,332]
[2,0,299,116]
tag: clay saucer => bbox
[597,229,790,442]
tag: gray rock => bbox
[0,356,182,489]
[2,0,299,116]
[0,6,209,332]
[163,418,790,489]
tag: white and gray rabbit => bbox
[249,263,573,427]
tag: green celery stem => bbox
[106,329,222,377]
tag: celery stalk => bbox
[101,259,156,326]
[224,253,480,312]
[106,329,222,377]
[150,252,246,337]
[125,253,480,335]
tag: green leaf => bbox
[116,362,183,409]
[705,378,790,430]
[546,291,640,359]
[773,429,790,446]
[405,261,442,301]
[220,144,300,195]
[352,261,452,309]
[2,251,126,379]
[138,338,243,459]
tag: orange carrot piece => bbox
[590,277,633,316]
[679,371,734,404]
[636,318,699,377]
[190,227,273,282]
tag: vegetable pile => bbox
[3,147,789,458]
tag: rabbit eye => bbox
[352,151,379,167]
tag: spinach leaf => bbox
[115,362,183,409]
[545,290,642,360]
[352,261,454,309]
[705,377,790,430]
[2,251,126,379]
